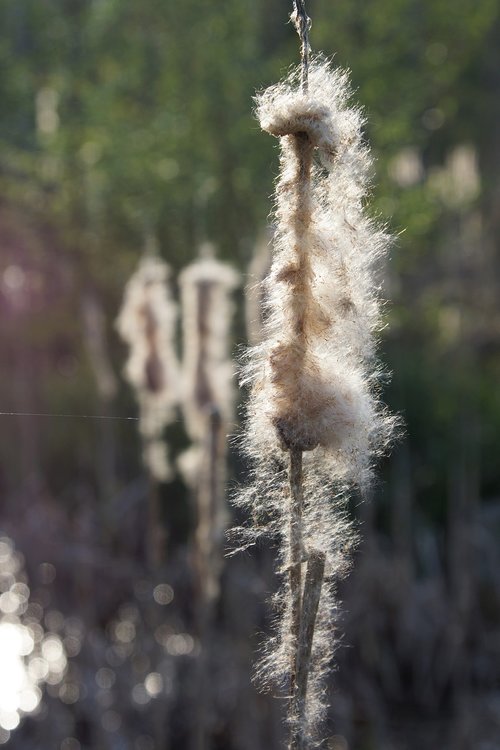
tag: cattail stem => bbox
[290,550,326,750]
[241,57,394,747]
[147,475,164,568]
[194,407,224,596]
[289,447,304,696]
[191,408,225,750]
[286,107,322,744]
[291,0,311,94]
[288,447,327,749]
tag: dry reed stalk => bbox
[179,256,239,442]
[178,257,239,595]
[178,255,239,750]
[233,56,395,748]
[288,447,305,701]
[116,255,179,566]
[116,255,179,483]
[82,290,118,402]
[292,549,326,750]
[81,289,119,503]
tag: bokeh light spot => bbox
[115,620,136,643]
[165,633,194,656]
[153,583,174,605]
[144,672,162,697]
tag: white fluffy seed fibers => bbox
[234,58,396,745]
[116,255,179,481]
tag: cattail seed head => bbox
[179,254,240,602]
[179,256,239,443]
[116,255,179,481]
[244,58,394,485]
[234,57,396,745]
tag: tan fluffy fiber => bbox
[116,256,179,481]
[179,257,239,443]
[234,58,395,745]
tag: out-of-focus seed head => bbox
[116,256,179,481]
[179,256,239,443]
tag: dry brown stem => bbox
[289,447,305,697]
[290,550,326,750]
[283,122,327,746]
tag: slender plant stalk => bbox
[291,0,311,93]
[147,476,165,568]
[235,9,395,742]
[191,407,223,750]
[116,255,179,484]
[285,8,328,734]
[179,257,239,750]
[289,446,326,749]
[289,447,304,697]
[291,550,326,750]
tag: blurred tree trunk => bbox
[81,289,118,504]
[13,338,42,489]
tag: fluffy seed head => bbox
[179,256,239,443]
[179,255,239,601]
[234,57,396,745]
[116,255,179,481]
[245,58,394,484]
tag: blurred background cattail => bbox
[178,248,239,599]
[116,253,180,568]
[179,250,238,487]
[81,289,119,501]
[178,249,240,750]
[116,254,179,484]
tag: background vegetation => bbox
[0,0,499,748]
